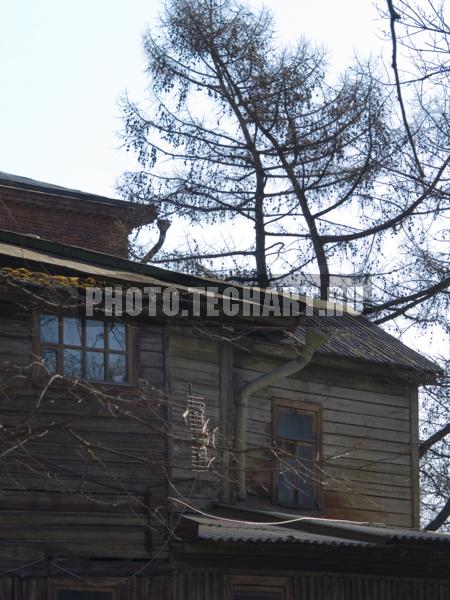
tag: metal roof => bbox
[179,514,450,549]
[181,515,374,547]
[289,313,440,376]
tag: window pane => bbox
[86,320,105,349]
[109,353,127,383]
[234,589,284,600]
[40,314,59,343]
[277,454,296,506]
[63,317,82,347]
[57,591,113,600]
[86,351,105,381]
[297,445,316,509]
[42,348,57,374]
[108,322,126,351]
[277,409,315,442]
[64,349,83,379]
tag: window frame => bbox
[272,399,322,511]
[232,576,289,600]
[52,583,117,600]
[33,311,135,386]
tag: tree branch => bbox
[420,421,450,458]
[424,496,450,531]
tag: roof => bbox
[179,513,450,549]
[290,313,439,377]
[179,515,374,548]
[0,171,128,208]
[0,228,440,378]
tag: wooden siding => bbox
[0,307,420,565]
[0,305,169,560]
[168,328,223,507]
[164,324,417,527]
[0,573,449,600]
[290,575,450,600]
[236,352,415,526]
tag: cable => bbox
[49,478,201,587]
[0,558,46,578]
[169,497,375,527]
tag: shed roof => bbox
[179,513,450,549]
[180,515,374,547]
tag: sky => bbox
[0,0,384,198]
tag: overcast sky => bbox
[0,0,384,197]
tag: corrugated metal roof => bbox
[318,520,450,545]
[180,514,450,549]
[181,515,374,547]
[288,314,440,376]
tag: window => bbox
[37,313,130,384]
[56,589,114,600]
[273,401,321,509]
[233,588,285,600]
[233,578,287,600]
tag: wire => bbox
[48,478,201,587]
[169,497,377,527]
[0,558,46,578]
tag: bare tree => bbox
[120,0,401,298]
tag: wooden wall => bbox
[0,304,419,568]
[237,353,416,526]
[0,572,449,600]
[0,302,169,561]
[167,325,417,527]
[168,327,224,508]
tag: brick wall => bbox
[0,187,134,257]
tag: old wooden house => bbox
[0,171,449,599]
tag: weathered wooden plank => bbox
[323,436,411,456]
[139,326,165,352]
[323,409,410,432]
[0,471,166,496]
[0,490,146,512]
[323,453,412,476]
[409,386,420,528]
[2,456,165,479]
[325,488,413,508]
[138,366,166,386]
[235,365,411,407]
[139,349,165,368]
[246,429,411,459]
[171,382,221,405]
[0,510,148,527]
[0,411,167,434]
[322,477,412,501]
[322,465,411,489]
[322,505,412,526]
[322,421,410,444]
[171,333,220,359]
[171,362,221,386]
[247,394,410,423]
